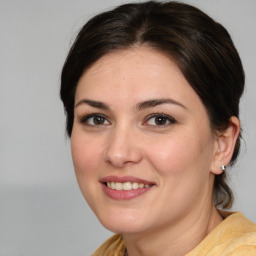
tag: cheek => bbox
[71,133,103,178]
[70,132,105,208]
[145,132,215,213]
[144,131,213,178]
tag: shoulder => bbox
[91,234,125,256]
[187,211,256,256]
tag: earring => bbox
[221,165,226,171]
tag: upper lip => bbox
[100,176,155,185]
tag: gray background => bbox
[0,0,255,255]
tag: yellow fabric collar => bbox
[91,212,256,256]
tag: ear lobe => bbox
[211,116,240,175]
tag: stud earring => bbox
[221,165,226,171]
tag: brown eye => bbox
[80,114,110,126]
[93,116,105,125]
[154,116,168,125]
[144,113,176,126]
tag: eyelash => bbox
[79,113,110,126]
[143,113,176,126]
[79,113,176,127]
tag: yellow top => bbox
[91,212,256,256]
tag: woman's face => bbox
[71,47,219,234]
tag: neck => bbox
[123,205,223,256]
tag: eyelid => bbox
[78,112,176,127]
[143,113,176,126]
[79,113,111,125]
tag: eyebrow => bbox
[75,98,186,111]
[75,99,110,110]
[136,98,187,110]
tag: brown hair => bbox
[60,1,245,208]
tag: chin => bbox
[95,209,152,234]
[101,221,147,234]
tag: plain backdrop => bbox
[1,0,256,255]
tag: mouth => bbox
[100,176,155,200]
[105,181,150,190]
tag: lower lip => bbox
[102,184,153,200]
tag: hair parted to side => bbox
[60,1,245,209]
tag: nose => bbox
[104,126,143,168]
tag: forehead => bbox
[75,47,206,113]
[87,47,181,77]
[77,47,187,94]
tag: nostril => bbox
[123,160,135,166]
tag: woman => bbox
[60,1,256,255]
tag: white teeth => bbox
[115,182,123,190]
[110,182,115,189]
[123,182,132,190]
[106,181,150,190]
[132,182,139,189]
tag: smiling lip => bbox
[100,176,155,200]
[100,176,154,185]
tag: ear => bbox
[210,116,240,175]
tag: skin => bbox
[71,47,240,256]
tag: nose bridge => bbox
[105,121,142,167]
